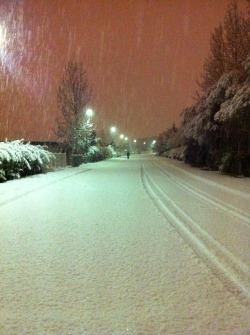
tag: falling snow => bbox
[0,0,246,141]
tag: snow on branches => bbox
[0,140,55,182]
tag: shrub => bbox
[167,147,187,161]
[86,146,103,162]
[0,140,55,182]
[72,154,86,167]
[101,145,117,159]
[0,169,6,182]
[86,145,116,163]
[219,151,249,176]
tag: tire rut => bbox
[141,163,250,306]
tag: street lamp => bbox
[110,126,117,148]
[133,139,137,154]
[110,126,116,134]
[120,134,124,139]
[83,108,94,156]
[151,140,157,153]
[86,108,94,118]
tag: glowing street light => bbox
[125,137,128,141]
[110,126,116,133]
[110,126,117,148]
[120,134,124,139]
[86,108,94,118]
[132,139,137,154]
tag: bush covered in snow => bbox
[70,145,117,167]
[71,154,86,167]
[85,145,117,163]
[156,124,181,157]
[165,147,187,161]
[102,145,117,159]
[86,145,103,162]
[0,140,55,182]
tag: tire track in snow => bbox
[157,158,250,198]
[141,163,250,306]
[151,161,250,226]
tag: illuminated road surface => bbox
[0,154,249,334]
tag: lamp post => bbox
[86,108,93,118]
[151,140,156,153]
[133,139,137,154]
[119,134,124,156]
[124,137,130,155]
[83,108,94,157]
[110,126,116,134]
[110,126,116,148]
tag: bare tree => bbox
[199,25,226,91]
[56,61,93,157]
[198,0,250,92]
[224,0,250,71]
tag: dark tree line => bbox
[157,0,250,176]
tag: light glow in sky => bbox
[0,0,248,141]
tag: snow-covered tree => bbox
[179,64,249,174]
[72,114,97,154]
[179,1,250,174]
[214,58,250,175]
[157,1,250,175]
[156,124,184,158]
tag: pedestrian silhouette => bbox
[127,151,130,159]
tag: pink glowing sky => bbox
[0,0,248,141]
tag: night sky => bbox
[0,0,248,141]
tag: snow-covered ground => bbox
[0,154,249,334]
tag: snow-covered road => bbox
[0,154,249,334]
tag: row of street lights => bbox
[85,108,153,153]
[109,126,137,155]
[110,126,137,144]
[84,108,132,144]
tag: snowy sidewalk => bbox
[0,165,91,206]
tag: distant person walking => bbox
[126,150,130,159]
